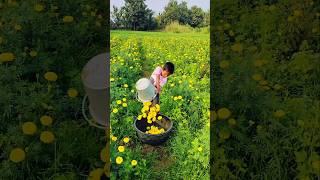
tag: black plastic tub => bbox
[134,114,173,146]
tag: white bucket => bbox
[81,53,109,127]
[136,78,157,103]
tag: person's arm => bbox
[156,74,161,94]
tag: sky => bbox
[110,0,210,14]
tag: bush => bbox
[163,21,193,33]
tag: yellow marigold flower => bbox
[198,146,203,152]
[67,88,78,98]
[137,115,142,120]
[123,84,128,88]
[155,104,160,109]
[220,60,230,69]
[157,116,163,120]
[122,98,127,102]
[111,136,117,141]
[150,107,156,112]
[29,50,37,57]
[22,122,37,135]
[217,108,231,119]
[143,101,152,107]
[14,24,22,31]
[9,148,26,163]
[147,120,152,124]
[252,74,263,81]
[63,16,74,23]
[112,108,118,113]
[131,160,137,166]
[100,147,107,162]
[116,100,122,105]
[274,110,286,118]
[110,78,115,82]
[116,156,123,164]
[44,72,58,81]
[0,52,15,62]
[40,131,55,144]
[88,168,104,180]
[231,43,243,53]
[174,96,178,101]
[122,103,127,107]
[228,118,237,126]
[123,137,130,143]
[34,4,44,12]
[142,113,147,118]
[178,96,183,100]
[40,115,53,126]
[118,146,125,153]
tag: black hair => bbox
[163,62,174,74]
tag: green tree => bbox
[189,6,205,28]
[111,0,156,30]
[160,0,191,26]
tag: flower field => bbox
[110,31,210,179]
[211,0,320,179]
[0,1,108,179]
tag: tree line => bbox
[111,0,210,31]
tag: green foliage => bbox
[211,0,320,179]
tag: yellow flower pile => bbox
[137,102,161,124]
[146,125,165,135]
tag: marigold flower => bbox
[44,72,58,81]
[40,131,55,144]
[29,50,37,57]
[219,129,231,140]
[252,74,263,81]
[111,136,117,141]
[198,147,203,152]
[122,98,127,102]
[14,24,22,31]
[123,84,128,88]
[0,52,15,62]
[118,146,125,153]
[123,137,130,143]
[157,116,162,120]
[116,156,123,164]
[178,96,182,100]
[174,96,178,101]
[63,15,74,23]
[274,110,286,118]
[131,160,137,166]
[217,108,231,119]
[22,122,37,135]
[9,148,26,163]
[122,103,127,107]
[116,100,122,105]
[40,115,53,126]
[112,108,118,113]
